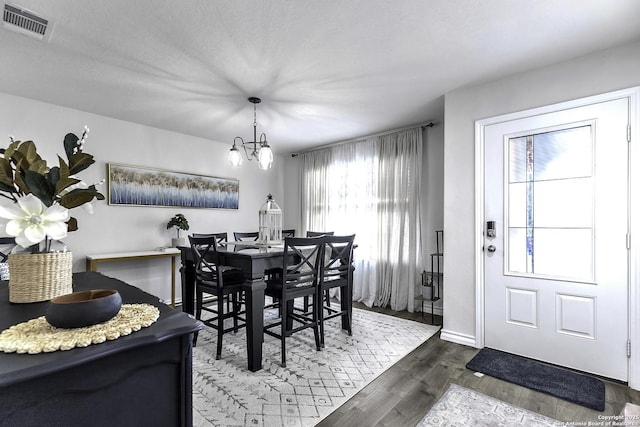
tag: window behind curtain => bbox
[300,128,422,310]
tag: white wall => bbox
[422,118,445,261]
[282,154,301,232]
[0,93,285,303]
[442,39,640,343]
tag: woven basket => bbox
[8,252,73,303]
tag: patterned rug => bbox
[192,307,440,427]
[416,384,560,426]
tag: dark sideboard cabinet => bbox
[0,271,201,427]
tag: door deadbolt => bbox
[487,245,496,253]
[486,221,496,238]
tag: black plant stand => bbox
[416,230,442,324]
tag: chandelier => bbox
[228,97,273,170]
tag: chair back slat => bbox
[234,231,259,242]
[282,229,296,238]
[192,232,227,246]
[306,231,334,237]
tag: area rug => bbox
[416,383,560,426]
[466,348,605,411]
[192,307,440,427]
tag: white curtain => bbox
[299,128,423,311]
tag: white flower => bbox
[0,194,69,248]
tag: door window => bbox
[506,125,594,282]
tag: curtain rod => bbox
[290,120,436,157]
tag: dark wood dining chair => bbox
[189,235,246,358]
[233,231,259,242]
[300,232,334,312]
[263,236,324,367]
[306,231,334,237]
[318,234,355,348]
[191,232,234,309]
[282,229,296,238]
[192,232,228,245]
[0,237,16,263]
[0,237,15,281]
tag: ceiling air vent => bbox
[3,3,51,41]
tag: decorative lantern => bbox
[259,194,282,244]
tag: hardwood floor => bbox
[317,303,640,426]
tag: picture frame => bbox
[108,163,239,209]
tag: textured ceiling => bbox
[1,0,639,154]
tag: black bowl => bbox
[45,289,122,329]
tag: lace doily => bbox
[0,303,160,354]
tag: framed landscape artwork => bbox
[108,163,239,209]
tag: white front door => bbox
[483,97,629,381]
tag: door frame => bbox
[474,86,640,389]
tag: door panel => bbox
[484,98,629,381]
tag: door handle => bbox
[487,245,496,253]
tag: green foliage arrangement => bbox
[166,213,189,238]
[0,127,105,250]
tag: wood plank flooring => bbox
[317,303,640,426]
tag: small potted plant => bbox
[167,213,189,247]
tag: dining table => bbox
[179,241,354,372]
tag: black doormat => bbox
[466,348,605,411]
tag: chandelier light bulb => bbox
[258,144,273,170]
[228,143,242,167]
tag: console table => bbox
[0,271,201,427]
[86,248,181,306]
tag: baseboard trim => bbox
[440,329,477,348]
